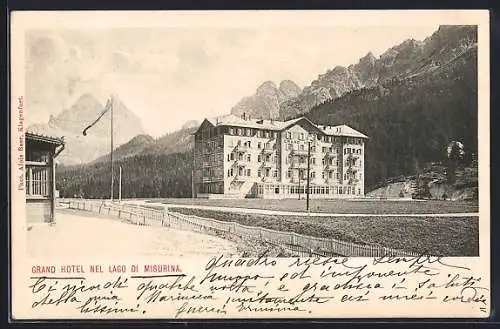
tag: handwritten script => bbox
[28,253,489,318]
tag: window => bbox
[229,128,234,135]
[273,170,278,178]
[336,172,340,179]
[300,144,305,151]
[300,133,304,140]
[311,172,316,179]
[287,132,292,139]
[237,140,242,146]
[311,146,316,152]
[230,153,234,160]
[239,153,244,161]
[322,172,325,179]
[247,141,251,148]
[322,147,327,153]
[247,169,251,176]
[273,132,278,138]
[329,171,333,178]
[265,168,270,177]
[265,131,270,138]
[266,155,271,162]
[227,154,230,161]
[246,154,251,162]
[322,159,326,165]
[237,128,242,136]
[26,166,49,196]
[265,142,270,149]
[246,129,251,136]
[287,170,292,178]
[258,170,262,177]
[312,158,316,165]
[287,143,291,150]
[258,155,262,162]
[258,142,262,149]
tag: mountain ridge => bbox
[279,25,477,119]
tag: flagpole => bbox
[110,95,114,202]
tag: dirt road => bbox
[27,209,238,259]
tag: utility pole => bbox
[306,139,311,211]
[118,165,122,203]
[110,95,114,202]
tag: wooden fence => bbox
[67,199,419,257]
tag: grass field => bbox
[169,207,479,256]
[151,198,479,214]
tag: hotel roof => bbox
[202,114,368,139]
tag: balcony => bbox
[324,163,336,170]
[261,176,276,183]
[290,162,308,169]
[233,175,247,182]
[259,162,273,168]
[291,148,309,156]
[324,151,336,158]
[261,147,275,154]
[234,144,250,153]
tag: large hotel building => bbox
[192,114,368,199]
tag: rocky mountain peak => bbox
[28,93,146,165]
[231,79,301,120]
[181,120,200,130]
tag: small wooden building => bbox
[25,132,65,224]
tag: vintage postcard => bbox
[10,10,490,320]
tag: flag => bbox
[82,96,113,136]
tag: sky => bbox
[25,24,441,137]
